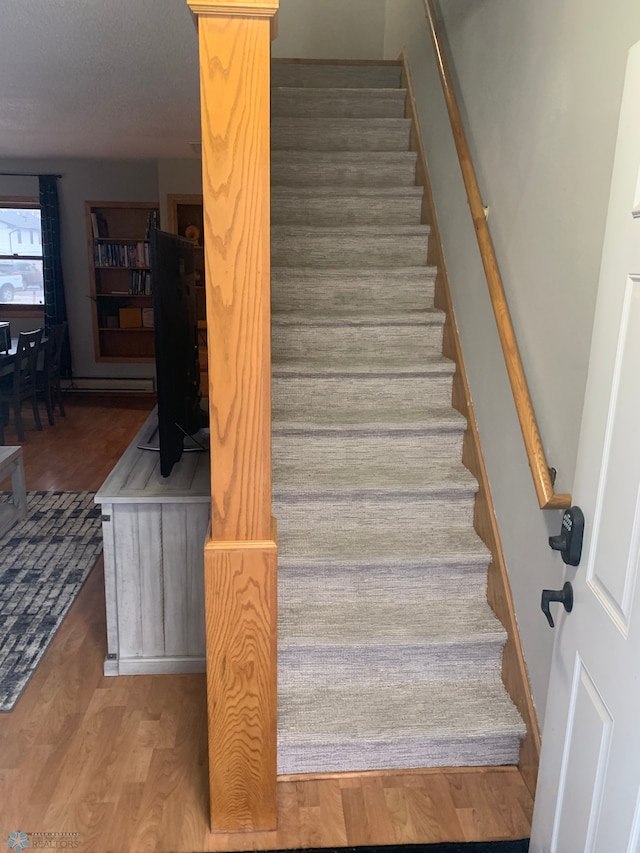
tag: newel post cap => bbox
[186,0,279,37]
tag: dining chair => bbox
[0,328,43,443]
[36,321,67,425]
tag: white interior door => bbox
[530,40,640,853]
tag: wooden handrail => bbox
[423,0,571,511]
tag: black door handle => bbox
[541,582,574,628]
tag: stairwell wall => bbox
[383,0,640,726]
[272,0,386,59]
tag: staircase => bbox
[270,60,525,775]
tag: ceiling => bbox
[0,0,202,161]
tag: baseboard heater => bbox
[63,377,156,393]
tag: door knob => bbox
[541,582,574,628]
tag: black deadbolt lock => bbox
[549,506,585,566]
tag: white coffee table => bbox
[0,446,27,538]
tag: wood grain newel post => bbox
[186,0,279,832]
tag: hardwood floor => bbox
[0,394,533,852]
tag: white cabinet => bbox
[96,408,210,675]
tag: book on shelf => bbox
[145,209,159,239]
[119,307,143,329]
[128,269,151,295]
[94,241,150,269]
[90,211,109,239]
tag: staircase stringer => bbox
[401,51,541,797]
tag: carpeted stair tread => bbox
[277,525,490,570]
[274,493,475,532]
[271,404,467,437]
[272,230,429,269]
[271,62,403,89]
[273,373,455,411]
[271,267,437,316]
[279,598,506,645]
[279,679,525,739]
[277,679,525,773]
[271,432,465,460]
[278,641,508,689]
[272,312,444,327]
[271,189,424,226]
[272,117,412,151]
[272,362,452,378]
[278,544,490,604]
[273,457,477,497]
[272,151,418,187]
[272,265,437,281]
[272,224,430,238]
[279,560,490,605]
[278,604,507,685]
[271,87,407,119]
[272,186,425,199]
[271,320,449,371]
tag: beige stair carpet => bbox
[271,60,525,775]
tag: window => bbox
[0,202,44,306]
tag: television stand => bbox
[137,422,210,453]
[95,406,211,676]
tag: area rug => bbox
[0,491,102,712]
[263,844,529,853]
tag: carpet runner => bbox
[271,61,525,775]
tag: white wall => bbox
[157,158,202,229]
[384,0,640,725]
[0,160,159,382]
[273,0,386,59]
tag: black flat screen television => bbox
[146,228,206,478]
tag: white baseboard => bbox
[64,376,156,393]
[103,655,206,676]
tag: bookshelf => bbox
[167,194,208,396]
[85,201,159,362]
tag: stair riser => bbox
[271,64,403,89]
[272,154,417,188]
[272,118,412,152]
[278,565,489,601]
[273,425,465,459]
[273,375,453,408]
[273,433,461,468]
[277,734,523,775]
[272,89,407,119]
[272,235,429,268]
[273,376,452,414]
[271,194,423,226]
[278,643,504,687]
[272,326,447,363]
[272,272,436,314]
[274,494,476,530]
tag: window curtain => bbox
[38,175,71,378]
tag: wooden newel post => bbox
[186,0,279,832]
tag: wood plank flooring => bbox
[0,394,533,852]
